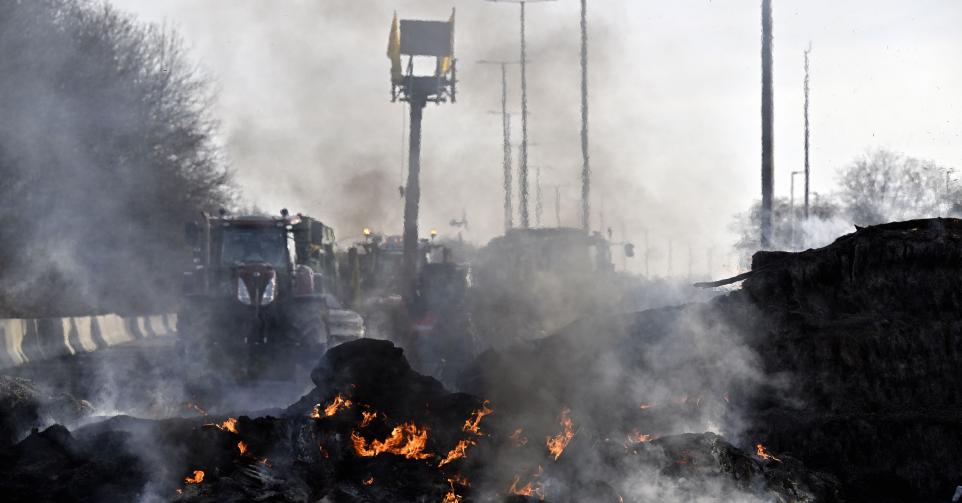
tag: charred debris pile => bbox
[3,218,961,502]
[463,218,962,502]
[0,338,833,503]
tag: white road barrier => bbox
[0,314,176,369]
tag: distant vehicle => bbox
[472,227,619,348]
[178,210,364,375]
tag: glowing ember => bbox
[351,422,433,460]
[442,476,468,503]
[324,394,353,417]
[508,469,545,500]
[627,429,653,444]
[546,407,575,461]
[363,476,374,486]
[441,490,462,503]
[237,441,248,456]
[184,470,205,485]
[449,473,470,487]
[755,443,781,462]
[510,428,528,447]
[439,438,476,467]
[361,411,378,427]
[462,400,493,436]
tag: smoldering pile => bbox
[463,218,962,503]
[0,338,834,503]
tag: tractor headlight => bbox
[237,278,252,305]
[261,277,276,305]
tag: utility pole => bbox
[479,59,521,233]
[487,0,555,228]
[790,170,803,249]
[554,186,561,227]
[761,0,775,248]
[803,43,812,218]
[580,0,591,232]
[535,165,543,226]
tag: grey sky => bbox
[110,0,961,275]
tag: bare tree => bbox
[0,0,233,316]
[838,149,955,226]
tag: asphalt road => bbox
[6,335,318,420]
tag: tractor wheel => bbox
[288,302,328,363]
[176,306,222,376]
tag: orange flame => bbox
[204,417,239,433]
[363,476,374,486]
[361,411,378,428]
[755,443,781,462]
[510,428,528,447]
[237,441,248,456]
[441,491,462,503]
[439,438,476,467]
[310,404,322,419]
[351,422,433,460]
[324,394,353,417]
[185,470,205,484]
[508,471,545,500]
[442,475,469,503]
[462,400,493,436]
[546,407,575,461]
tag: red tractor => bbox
[178,210,361,376]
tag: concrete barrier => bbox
[0,313,177,370]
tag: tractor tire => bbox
[176,305,218,374]
[287,302,328,365]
